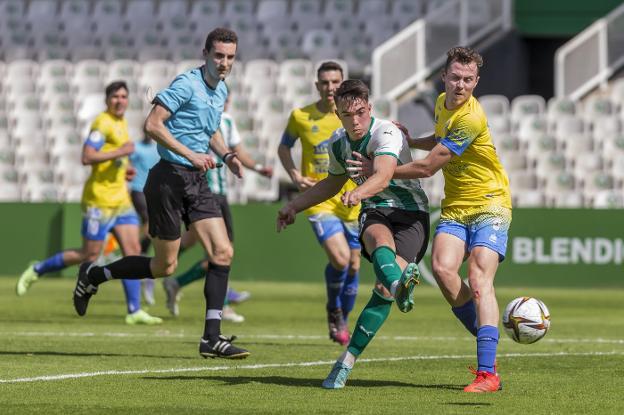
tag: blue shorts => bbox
[435,214,510,262]
[307,213,361,250]
[81,205,140,241]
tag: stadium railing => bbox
[555,3,624,100]
[372,0,512,100]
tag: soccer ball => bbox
[502,297,550,344]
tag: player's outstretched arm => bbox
[394,144,452,179]
[277,174,347,232]
[277,143,317,190]
[393,122,437,151]
[342,155,396,207]
[145,104,216,172]
[81,140,134,165]
[232,143,273,177]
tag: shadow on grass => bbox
[0,350,196,360]
[144,374,463,390]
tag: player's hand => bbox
[293,172,317,191]
[188,153,216,172]
[276,204,296,232]
[346,151,374,178]
[125,165,137,182]
[256,164,274,178]
[393,121,411,140]
[118,141,135,157]
[226,154,243,178]
[341,190,362,208]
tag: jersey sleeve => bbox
[153,74,193,114]
[327,135,346,176]
[84,116,106,151]
[440,113,482,156]
[279,110,299,148]
[371,122,403,158]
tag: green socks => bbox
[371,246,402,292]
[175,261,206,288]
[347,291,393,357]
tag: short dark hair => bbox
[317,61,344,80]
[205,27,238,52]
[444,46,483,73]
[335,79,369,106]
[105,80,128,98]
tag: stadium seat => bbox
[479,94,510,117]
[282,78,315,105]
[188,0,222,32]
[124,0,158,27]
[107,59,140,81]
[278,59,314,87]
[590,116,621,140]
[533,152,567,179]
[510,94,546,128]
[591,190,624,208]
[552,116,584,141]
[499,152,528,172]
[302,30,339,62]
[59,0,93,36]
[507,171,538,190]
[6,60,39,80]
[543,171,578,193]
[393,0,424,28]
[257,0,289,30]
[324,0,355,27]
[158,0,190,19]
[38,60,72,82]
[176,59,204,74]
[0,182,21,201]
[372,97,398,120]
[514,190,545,208]
[526,134,558,158]
[63,184,84,202]
[291,0,324,33]
[223,0,255,20]
[551,192,584,208]
[76,93,106,127]
[563,133,594,157]
[547,96,579,123]
[487,114,511,136]
[583,96,615,123]
[602,134,624,164]
[609,78,624,104]
[516,115,547,143]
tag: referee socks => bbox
[88,256,153,285]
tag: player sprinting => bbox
[277,62,361,346]
[16,81,162,325]
[129,135,160,304]
[277,80,430,389]
[162,94,273,320]
[349,47,511,392]
[71,28,250,359]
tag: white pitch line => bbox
[1,351,623,384]
[2,331,624,345]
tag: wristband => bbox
[222,152,235,162]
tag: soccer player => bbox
[72,28,251,359]
[129,135,160,304]
[349,47,511,392]
[16,81,162,325]
[277,61,361,346]
[163,94,273,320]
[277,80,430,389]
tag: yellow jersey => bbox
[434,93,512,216]
[81,111,132,208]
[282,103,359,221]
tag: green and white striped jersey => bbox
[205,112,241,196]
[328,117,429,212]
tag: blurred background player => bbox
[277,79,429,389]
[129,135,160,305]
[162,93,273,321]
[72,28,251,359]
[16,81,162,325]
[277,61,361,346]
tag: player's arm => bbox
[144,104,216,172]
[277,122,317,190]
[81,131,134,165]
[277,174,347,232]
[393,144,452,179]
[393,121,437,150]
[342,155,396,207]
[232,143,273,177]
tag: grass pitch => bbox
[0,276,623,414]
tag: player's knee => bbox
[152,258,178,278]
[348,256,360,273]
[432,258,453,280]
[373,282,394,301]
[211,243,233,264]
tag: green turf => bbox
[1,276,623,414]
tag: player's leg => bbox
[431,229,478,336]
[17,248,83,295]
[463,212,509,392]
[114,222,162,325]
[191,217,248,358]
[130,190,156,304]
[339,219,361,323]
[321,231,351,345]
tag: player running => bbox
[71,28,250,359]
[278,61,361,346]
[349,47,511,392]
[16,81,162,325]
[277,80,429,389]
[162,94,273,320]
